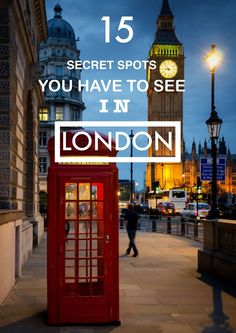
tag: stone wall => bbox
[0,0,47,304]
[0,5,11,209]
[0,210,44,303]
[0,218,16,303]
[198,219,236,286]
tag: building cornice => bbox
[0,210,24,225]
[34,0,48,42]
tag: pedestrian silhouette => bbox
[124,204,139,257]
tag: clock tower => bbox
[146,0,184,191]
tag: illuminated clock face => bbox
[159,60,178,78]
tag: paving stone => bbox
[157,323,196,333]
[0,231,236,333]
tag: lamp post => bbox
[129,130,134,203]
[205,44,223,219]
[182,173,185,188]
[161,163,164,189]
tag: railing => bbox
[120,214,203,242]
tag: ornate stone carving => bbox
[0,79,9,91]
[0,96,9,112]
[0,8,9,23]
[0,61,9,75]
[0,150,10,160]
[0,26,9,40]
[0,131,10,144]
[0,115,9,126]
[0,167,10,182]
[0,45,9,57]
[0,185,10,197]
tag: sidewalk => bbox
[0,231,236,333]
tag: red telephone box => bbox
[47,131,120,325]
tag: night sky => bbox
[45,0,236,189]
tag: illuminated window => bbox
[56,106,64,120]
[39,156,48,174]
[39,131,47,146]
[39,107,49,121]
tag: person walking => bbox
[124,204,139,257]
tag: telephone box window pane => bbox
[65,202,77,219]
[91,237,104,257]
[91,186,97,200]
[91,259,98,278]
[65,183,77,200]
[65,239,76,260]
[92,258,104,277]
[92,183,104,200]
[79,202,90,219]
[92,249,98,257]
[78,259,86,267]
[91,221,98,236]
[79,183,90,200]
[78,221,88,238]
[66,221,76,236]
[79,259,90,278]
[65,221,70,238]
[92,239,98,251]
[92,202,103,219]
[91,220,104,238]
[78,239,90,258]
[91,239,103,254]
[65,239,76,250]
[65,259,75,280]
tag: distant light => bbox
[206,44,222,72]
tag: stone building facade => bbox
[39,4,85,194]
[0,0,47,303]
[183,139,236,202]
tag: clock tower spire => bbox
[153,0,181,48]
[160,0,173,15]
[158,0,174,30]
[146,0,185,191]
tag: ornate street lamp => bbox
[129,130,134,202]
[206,111,222,141]
[205,44,223,219]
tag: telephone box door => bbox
[54,174,118,323]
